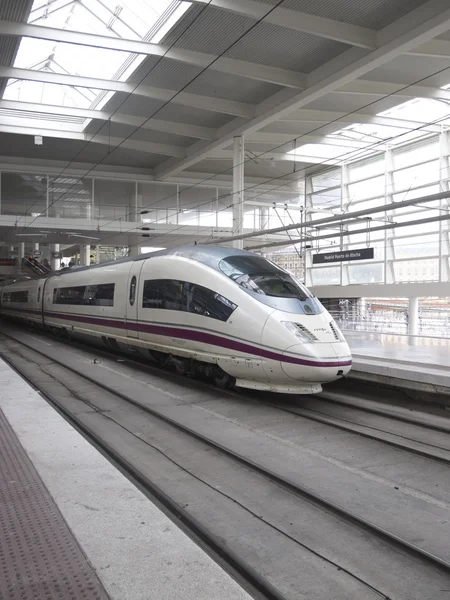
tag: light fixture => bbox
[34,135,43,146]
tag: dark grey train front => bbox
[0,246,352,394]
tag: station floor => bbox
[0,359,250,600]
[344,331,450,394]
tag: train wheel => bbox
[213,369,235,389]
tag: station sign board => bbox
[312,247,374,264]
[51,251,62,259]
[33,250,42,258]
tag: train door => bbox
[125,260,145,338]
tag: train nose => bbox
[281,341,352,383]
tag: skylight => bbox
[288,92,450,167]
[3,0,190,125]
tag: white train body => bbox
[0,246,351,394]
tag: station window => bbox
[142,279,237,322]
[53,283,115,306]
[3,290,28,302]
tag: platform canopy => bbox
[0,0,449,181]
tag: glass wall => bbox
[1,172,48,216]
[48,176,92,219]
[305,132,450,286]
[94,179,135,221]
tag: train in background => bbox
[0,246,352,394]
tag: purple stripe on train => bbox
[42,310,352,369]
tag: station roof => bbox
[0,0,450,183]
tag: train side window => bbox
[6,290,29,302]
[37,287,41,303]
[53,285,86,305]
[129,276,137,306]
[84,283,115,307]
[142,279,237,322]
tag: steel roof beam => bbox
[246,133,376,148]
[205,189,450,245]
[337,79,450,101]
[157,0,450,178]
[189,0,376,48]
[0,65,255,118]
[0,123,187,157]
[0,20,306,88]
[190,0,450,60]
[279,109,443,133]
[0,99,217,140]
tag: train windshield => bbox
[219,255,324,315]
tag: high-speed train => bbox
[0,246,351,394]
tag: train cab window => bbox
[129,276,137,306]
[142,279,237,322]
[219,255,324,315]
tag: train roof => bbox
[2,245,259,283]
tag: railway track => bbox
[17,322,450,464]
[1,325,450,599]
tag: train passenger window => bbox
[4,290,29,302]
[53,284,115,306]
[129,276,137,306]
[142,279,237,322]
[84,283,115,306]
[53,285,86,305]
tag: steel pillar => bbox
[80,244,90,266]
[50,243,60,271]
[408,296,419,346]
[232,136,244,249]
[129,244,140,257]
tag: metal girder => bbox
[208,149,336,164]
[246,212,450,251]
[205,189,450,246]
[0,99,217,140]
[0,20,306,88]
[189,0,376,48]
[156,0,450,178]
[0,123,186,157]
[0,65,255,118]
[411,38,450,58]
[338,79,450,101]
[190,0,450,59]
[279,109,444,133]
[246,132,376,148]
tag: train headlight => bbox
[281,321,318,343]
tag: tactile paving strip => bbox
[0,408,110,600]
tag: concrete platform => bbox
[344,331,450,396]
[0,358,250,600]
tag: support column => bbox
[50,243,60,271]
[259,207,269,230]
[408,296,419,346]
[17,242,25,273]
[80,244,90,266]
[232,136,244,249]
[129,244,141,258]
